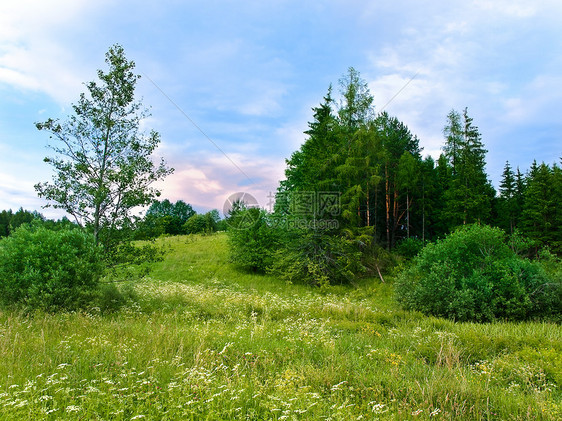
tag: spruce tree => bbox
[498,161,517,233]
[521,162,556,251]
[442,108,494,228]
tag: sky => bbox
[1,0,561,219]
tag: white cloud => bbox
[472,0,537,18]
[155,149,286,214]
[0,1,108,103]
[499,74,562,130]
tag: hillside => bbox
[0,233,560,420]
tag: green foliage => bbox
[0,208,44,238]
[396,224,560,322]
[394,237,425,259]
[269,231,364,287]
[183,214,207,234]
[144,199,196,236]
[132,213,165,240]
[34,44,173,247]
[521,161,561,254]
[497,161,520,234]
[0,224,104,311]
[183,210,220,235]
[227,209,279,273]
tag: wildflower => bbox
[66,405,81,412]
[330,380,347,391]
[372,403,388,413]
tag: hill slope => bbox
[0,233,560,419]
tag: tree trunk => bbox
[385,164,390,249]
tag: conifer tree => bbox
[521,162,556,251]
[442,108,494,228]
[498,161,517,233]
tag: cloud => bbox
[0,171,58,217]
[361,0,562,167]
[0,1,109,103]
[502,74,562,125]
[472,0,537,18]
[156,150,286,215]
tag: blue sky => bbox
[1,0,561,218]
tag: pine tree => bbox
[337,67,374,133]
[521,162,555,251]
[397,151,419,238]
[442,108,494,228]
[443,110,463,175]
[280,87,340,194]
[376,112,421,248]
[498,161,517,233]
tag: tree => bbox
[521,162,556,251]
[337,67,374,132]
[227,208,280,272]
[376,112,421,248]
[145,199,195,235]
[397,151,419,239]
[442,110,463,175]
[183,210,220,235]
[497,161,518,234]
[442,108,494,228]
[35,44,173,247]
[280,87,340,194]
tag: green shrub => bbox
[396,224,561,322]
[0,224,104,311]
[394,237,425,259]
[183,211,219,235]
[227,208,279,272]
[269,231,364,287]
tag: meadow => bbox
[0,233,560,420]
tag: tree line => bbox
[277,68,562,254]
[226,67,561,288]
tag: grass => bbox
[0,233,561,420]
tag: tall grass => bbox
[0,233,560,419]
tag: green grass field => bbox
[1,233,560,420]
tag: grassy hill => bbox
[0,233,560,420]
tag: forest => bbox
[275,68,561,252]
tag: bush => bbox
[184,211,219,235]
[227,208,279,272]
[269,231,364,287]
[395,224,561,322]
[394,237,425,259]
[0,224,104,311]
